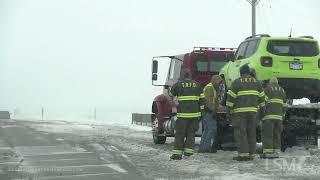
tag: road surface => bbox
[1,119,320,180]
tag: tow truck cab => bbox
[151,47,236,144]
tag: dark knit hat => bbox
[182,69,192,79]
[240,64,250,75]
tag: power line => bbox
[257,0,262,5]
[246,0,261,5]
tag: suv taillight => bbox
[261,56,273,67]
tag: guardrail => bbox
[0,111,10,119]
[131,113,152,126]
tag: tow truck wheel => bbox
[153,131,166,144]
[151,114,166,144]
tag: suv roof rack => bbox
[193,47,237,52]
[299,36,314,39]
[245,34,270,40]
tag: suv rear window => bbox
[267,40,319,57]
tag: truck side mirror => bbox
[152,73,158,81]
[152,60,158,73]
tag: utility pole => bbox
[246,0,261,36]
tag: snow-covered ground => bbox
[19,118,320,180]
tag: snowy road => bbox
[1,119,320,180]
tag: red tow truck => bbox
[151,47,236,144]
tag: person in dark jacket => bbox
[226,65,265,161]
[260,77,288,159]
[170,70,204,160]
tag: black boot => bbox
[260,153,278,159]
[170,154,182,160]
[184,152,193,157]
[233,156,252,161]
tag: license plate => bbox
[289,62,303,70]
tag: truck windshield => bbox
[194,55,228,73]
[267,40,319,57]
[210,56,228,72]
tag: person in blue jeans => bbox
[199,75,222,153]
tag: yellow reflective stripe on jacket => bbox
[177,96,200,101]
[234,107,258,113]
[200,93,205,98]
[227,90,237,98]
[283,103,289,107]
[177,112,201,118]
[237,90,260,96]
[184,148,194,154]
[226,101,234,108]
[262,115,283,121]
[259,91,265,97]
[172,149,183,155]
[268,98,283,104]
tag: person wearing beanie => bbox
[260,77,288,159]
[226,64,265,161]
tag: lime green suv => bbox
[220,34,320,102]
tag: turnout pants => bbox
[262,120,283,154]
[172,118,199,155]
[232,112,257,157]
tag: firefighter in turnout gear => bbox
[170,70,204,160]
[226,65,265,161]
[260,77,288,159]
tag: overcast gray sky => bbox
[0,0,319,122]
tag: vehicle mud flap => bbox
[216,114,236,150]
[281,128,296,152]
